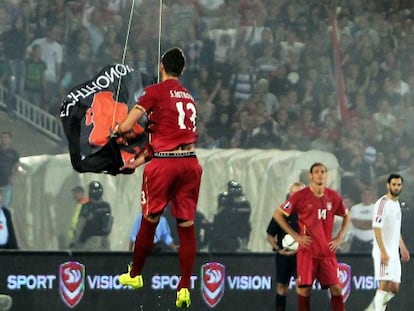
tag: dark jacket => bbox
[0,206,18,249]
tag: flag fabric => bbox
[330,10,351,126]
[59,64,148,175]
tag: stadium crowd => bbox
[1,0,414,250]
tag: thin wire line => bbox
[112,0,136,128]
[157,0,163,83]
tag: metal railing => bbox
[0,85,64,142]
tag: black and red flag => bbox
[59,64,148,175]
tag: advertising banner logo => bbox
[201,262,225,308]
[59,261,85,308]
[338,262,351,302]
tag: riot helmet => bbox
[227,180,243,196]
[88,181,103,200]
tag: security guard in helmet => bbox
[70,181,113,250]
[209,180,251,252]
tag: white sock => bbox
[385,292,395,303]
[382,292,395,310]
[373,290,388,311]
[366,300,374,310]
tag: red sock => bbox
[130,217,157,277]
[177,224,196,290]
[331,295,344,311]
[298,294,310,311]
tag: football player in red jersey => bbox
[115,47,202,308]
[274,162,351,311]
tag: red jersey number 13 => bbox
[176,101,197,132]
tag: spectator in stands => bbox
[92,0,117,28]
[229,58,257,104]
[237,0,266,27]
[350,145,378,198]
[395,145,412,172]
[60,41,94,97]
[0,15,27,116]
[206,0,239,30]
[373,151,390,185]
[372,98,397,129]
[196,120,218,149]
[255,43,279,80]
[95,26,120,66]
[23,44,46,108]
[310,128,335,153]
[0,44,7,88]
[196,87,215,124]
[31,1,50,39]
[250,78,279,117]
[230,110,258,148]
[279,27,304,64]
[207,87,236,147]
[168,0,199,42]
[398,94,414,135]
[196,65,222,98]
[210,28,235,79]
[350,92,371,120]
[299,75,320,110]
[134,48,155,83]
[83,8,106,57]
[390,68,410,97]
[26,24,63,113]
[237,94,278,145]
[129,212,178,253]
[298,107,318,140]
[0,6,11,36]
[398,158,414,251]
[0,131,20,209]
[182,26,205,83]
[0,187,18,250]
[380,77,402,110]
[281,122,310,151]
[349,187,375,253]
[365,79,381,111]
[263,1,283,31]
[250,27,275,59]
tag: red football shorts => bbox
[140,156,202,220]
[296,251,340,288]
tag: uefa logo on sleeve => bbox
[201,262,225,308]
[59,261,85,308]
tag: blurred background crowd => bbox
[1,0,414,252]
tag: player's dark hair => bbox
[161,47,185,77]
[309,162,327,173]
[387,173,403,184]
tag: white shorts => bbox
[372,254,401,283]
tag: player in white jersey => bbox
[365,174,410,311]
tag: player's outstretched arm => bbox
[117,105,146,133]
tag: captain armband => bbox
[134,104,145,112]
